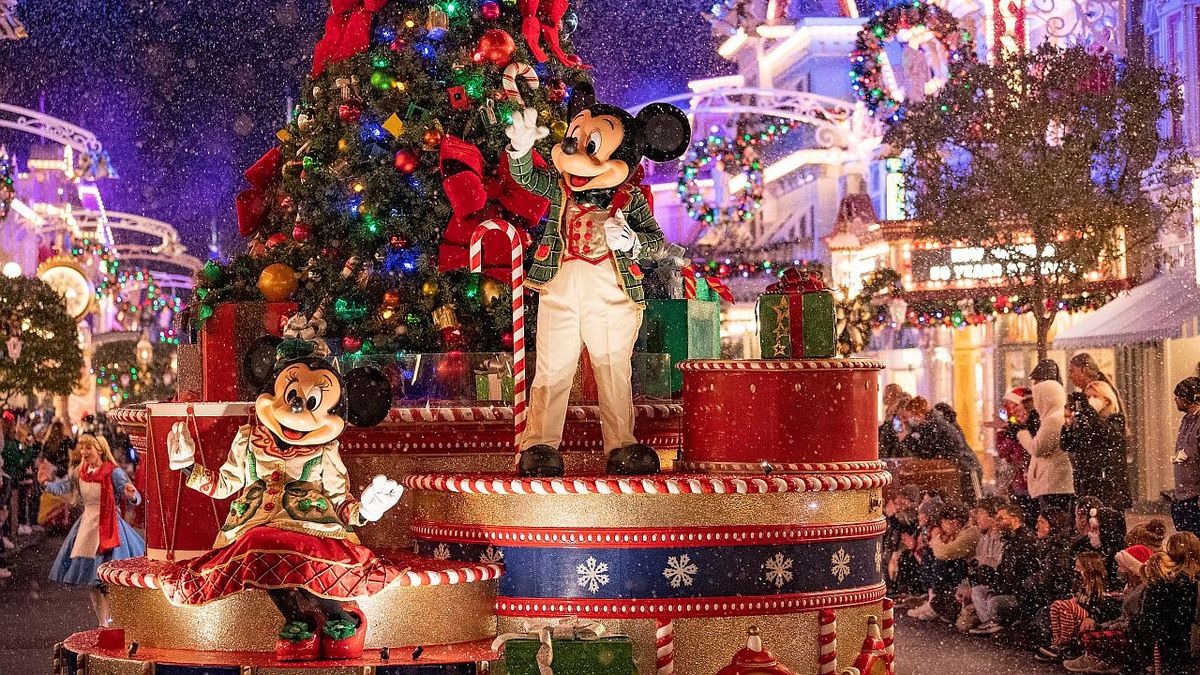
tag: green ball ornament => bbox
[198,304,215,320]
[370,71,396,90]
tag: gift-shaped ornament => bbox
[492,620,636,675]
[755,268,836,359]
[474,353,515,403]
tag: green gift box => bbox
[637,298,720,394]
[493,636,637,675]
[756,269,837,359]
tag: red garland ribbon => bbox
[436,135,549,280]
[235,147,283,237]
[312,0,388,77]
[766,266,826,294]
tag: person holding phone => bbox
[986,387,1037,520]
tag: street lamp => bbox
[136,336,153,369]
[1,261,20,278]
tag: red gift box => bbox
[200,302,296,401]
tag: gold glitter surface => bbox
[500,603,885,675]
[256,667,370,675]
[76,655,147,675]
[414,488,883,529]
[108,582,496,651]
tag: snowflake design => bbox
[432,543,451,560]
[576,556,610,594]
[831,547,852,582]
[479,546,504,565]
[763,552,794,588]
[662,554,699,588]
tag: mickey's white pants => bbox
[522,259,642,453]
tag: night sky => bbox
[0,0,732,257]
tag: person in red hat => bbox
[986,387,1037,523]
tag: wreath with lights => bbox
[849,1,976,123]
[676,120,801,227]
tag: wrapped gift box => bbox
[494,636,636,675]
[755,269,836,359]
[475,354,515,404]
[200,302,295,400]
[637,298,720,394]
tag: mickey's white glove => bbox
[166,421,196,471]
[604,210,641,257]
[505,107,549,158]
[358,474,403,523]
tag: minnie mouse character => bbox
[163,338,403,661]
[505,85,691,477]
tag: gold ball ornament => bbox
[550,120,569,141]
[421,279,439,298]
[481,276,504,305]
[422,126,444,150]
[257,263,298,302]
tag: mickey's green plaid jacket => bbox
[510,150,664,307]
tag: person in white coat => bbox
[1018,377,1076,517]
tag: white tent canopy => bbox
[1053,272,1200,350]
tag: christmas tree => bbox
[196,0,592,355]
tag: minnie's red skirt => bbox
[158,526,408,606]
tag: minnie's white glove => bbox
[166,421,196,471]
[358,474,403,522]
[505,107,549,158]
[604,210,641,257]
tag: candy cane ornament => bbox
[818,609,838,675]
[655,618,674,675]
[502,62,540,105]
[470,220,527,463]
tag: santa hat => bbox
[1004,387,1032,405]
[1115,545,1154,575]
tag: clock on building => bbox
[37,256,92,320]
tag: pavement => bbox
[0,533,1075,674]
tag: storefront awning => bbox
[1053,272,1200,350]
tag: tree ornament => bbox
[447,85,472,111]
[393,149,419,174]
[500,331,513,349]
[481,1,500,20]
[501,62,540,105]
[334,295,369,322]
[342,336,363,352]
[339,100,363,123]
[6,335,22,362]
[266,233,290,248]
[370,71,396,90]
[202,260,222,283]
[545,78,567,103]
[433,305,465,347]
[382,289,402,308]
[426,6,449,39]
[422,125,444,150]
[474,28,515,66]
[292,223,312,242]
[561,9,578,35]
[390,235,409,248]
[277,194,294,211]
[550,119,569,141]
[421,279,440,298]
[480,276,504,305]
[257,263,298,302]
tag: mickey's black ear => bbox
[636,103,691,162]
[567,81,596,119]
[243,336,284,394]
[342,367,391,427]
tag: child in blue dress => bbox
[41,432,145,626]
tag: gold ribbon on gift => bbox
[491,617,615,675]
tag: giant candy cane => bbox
[655,618,675,674]
[818,609,838,675]
[470,220,527,462]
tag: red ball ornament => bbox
[500,331,514,349]
[266,233,289,248]
[480,1,501,19]
[277,194,294,210]
[545,79,568,104]
[338,101,363,123]
[342,336,363,352]
[474,28,515,66]
[393,149,419,174]
[292,223,311,241]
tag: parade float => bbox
[52,0,895,672]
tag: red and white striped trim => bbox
[501,62,539,104]
[98,557,504,590]
[385,403,681,424]
[818,609,838,675]
[108,407,150,426]
[882,596,896,672]
[404,472,892,495]
[678,359,884,372]
[674,460,888,474]
[410,520,887,548]
[655,618,675,674]
[496,583,887,618]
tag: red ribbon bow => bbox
[235,147,283,238]
[766,267,826,294]
[312,0,387,77]
[437,136,549,280]
[681,265,735,303]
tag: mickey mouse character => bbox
[163,338,403,661]
[506,85,691,477]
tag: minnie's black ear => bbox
[567,81,596,119]
[342,367,391,427]
[243,336,284,394]
[635,103,691,162]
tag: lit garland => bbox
[676,120,801,228]
[872,291,1116,329]
[0,146,14,221]
[90,341,176,408]
[692,256,823,280]
[68,239,184,328]
[849,1,976,123]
